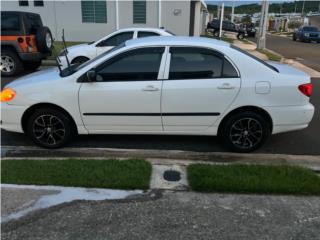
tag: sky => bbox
[205,0,295,7]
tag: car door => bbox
[79,47,165,133]
[161,47,241,132]
[95,31,134,57]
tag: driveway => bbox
[2,191,320,240]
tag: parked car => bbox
[293,26,320,43]
[206,19,251,39]
[0,11,53,76]
[0,37,314,152]
[58,28,173,69]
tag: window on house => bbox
[34,0,44,6]
[19,0,29,6]
[133,0,146,24]
[81,0,107,23]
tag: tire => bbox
[27,108,74,149]
[293,35,296,41]
[237,33,245,40]
[213,30,220,37]
[71,56,89,65]
[36,26,53,53]
[1,49,24,77]
[219,111,271,153]
[23,60,42,71]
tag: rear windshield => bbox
[1,13,20,31]
[303,26,318,32]
[231,45,279,73]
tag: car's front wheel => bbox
[219,111,271,153]
[27,108,74,148]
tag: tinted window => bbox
[231,45,279,73]
[303,26,318,32]
[96,47,164,81]
[24,14,42,34]
[169,47,223,79]
[223,59,239,77]
[98,32,133,47]
[1,13,20,31]
[138,31,160,38]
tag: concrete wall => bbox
[1,0,202,41]
[162,0,191,36]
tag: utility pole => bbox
[257,0,269,50]
[231,0,235,23]
[302,0,305,16]
[219,2,225,39]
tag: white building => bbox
[1,0,208,41]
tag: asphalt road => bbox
[2,191,320,240]
[254,34,320,72]
[1,35,320,155]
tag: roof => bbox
[116,27,170,33]
[125,36,230,48]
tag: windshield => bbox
[303,26,318,32]
[60,43,125,77]
[231,45,279,73]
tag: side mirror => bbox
[87,69,96,82]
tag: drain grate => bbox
[163,170,181,182]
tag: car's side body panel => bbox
[1,37,314,139]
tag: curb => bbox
[2,146,320,170]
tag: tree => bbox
[241,15,252,24]
[288,20,303,29]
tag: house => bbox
[1,0,208,41]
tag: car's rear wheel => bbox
[1,49,24,77]
[23,60,42,71]
[27,108,74,148]
[292,34,296,41]
[219,112,271,153]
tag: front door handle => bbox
[217,83,235,90]
[142,85,159,92]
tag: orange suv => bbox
[1,11,53,76]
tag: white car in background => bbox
[1,37,314,152]
[58,28,173,68]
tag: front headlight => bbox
[304,33,310,37]
[0,88,16,102]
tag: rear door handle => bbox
[142,85,159,92]
[217,83,235,90]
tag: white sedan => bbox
[58,28,173,69]
[0,36,314,152]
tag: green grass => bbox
[49,41,87,60]
[1,159,151,190]
[201,33,234,44]
[257,49,282,62]
[187,164,320,195]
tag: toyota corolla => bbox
[0,36,314,152]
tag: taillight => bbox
[298,83,312,97]
[0,88,16,102]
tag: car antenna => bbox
[62,29,71,69]
[51,38,62,73]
